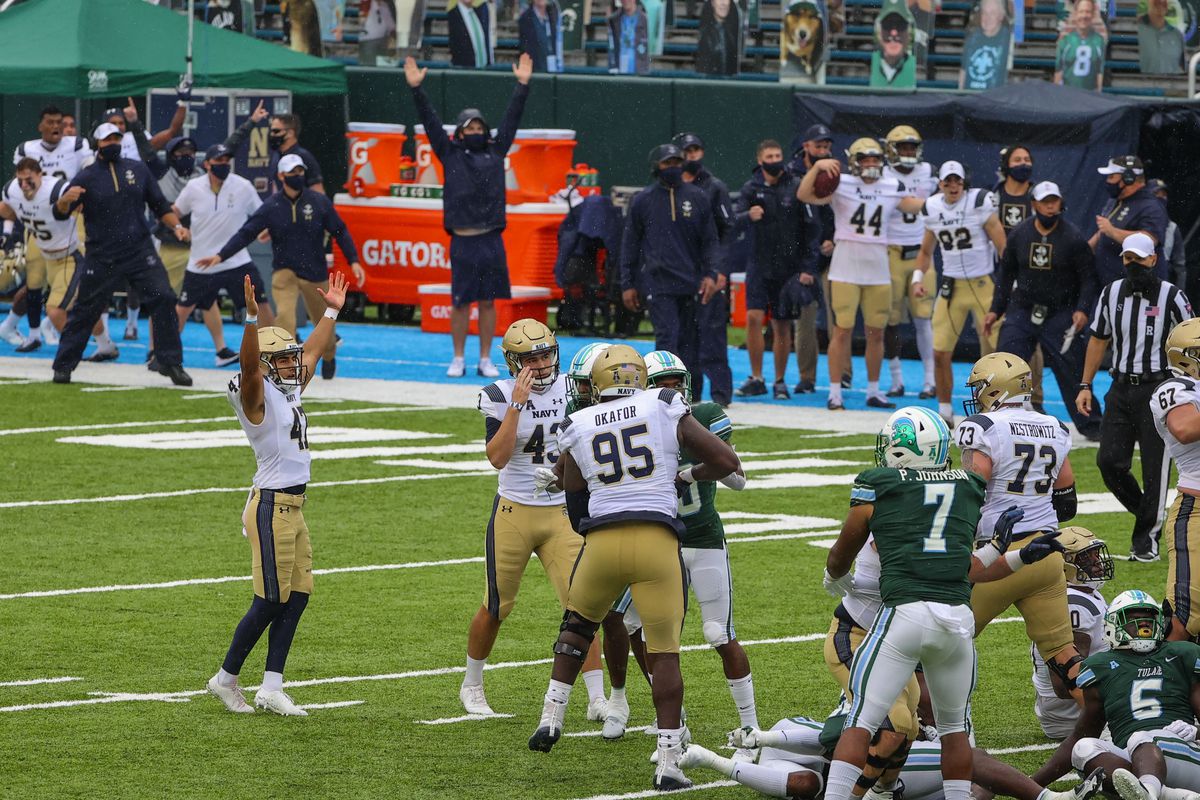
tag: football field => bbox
[0,369,1168,800]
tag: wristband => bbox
[911,269,924,285]
[1078,383,1091,391]
[974,542,1002,568]
[1004,550,1025,573]
[323,307,339,321]
[509,401,525,412]
[244,315,258,326]
[677,467,696,485]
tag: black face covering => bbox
[209,163,232,181]
[658,166,684,188]
[171,155,195,177]
[1035,211,1059,228]
[283,174,307,191]
[1105,181,1123,199]
[762,162,785,177]
[1126,263,1157,293]
[97,143,121,162]
[268,132,286,150]
[1008,164,1033,183]
[682,160,702,177]
[462,133,488,151]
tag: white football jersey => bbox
[2,177,79,253]
[759,716,830,773]
[1031,586,1109,700]
[13,136,92,182]
[954,407,1072,540]
[841,536,882,629]
[1152,376,1200,493]
[477,374,568,506]
[121,130,151,161]
[831,175,908,245]
[884,163,937,246]
[558,388,689,530]
[921,189,998,279]
[227,374,311,490]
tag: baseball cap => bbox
[1147,178,1168,195]
[278,153,306,173]
[1032,181,1061,201]
[938,161,966,181]
[803,124,833,143]
[1097,155,1144,176]
[673,132,705,150]
[205,143,232,161]
[165,136,197,155]
[93,122,122,141]
[1121,232,1156,259]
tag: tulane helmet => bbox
[644,350,692,404]
[591,344,647,399]
[566,342,609,409]
[501,318,559,393]
[1104,589,1166,654]
[257,326,306,390]
[964,352,1033,416]
[875,406,951,470]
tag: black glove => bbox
[1019,532,1064,564]
[674,475,691,498]
[991,505,1024,553]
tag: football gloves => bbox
[727,726,766,749]
[532,467,558,496]
[1165,720,1198,741]
[1019,532,1065,564]
[991,505,1024,553]
[823,568,854,598]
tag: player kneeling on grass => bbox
[677,701,1104,800]
[821,406,1067,800]
[527,345,739,792]
[1033,590,1200,800]
[206,273,346,717]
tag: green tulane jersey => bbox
[677,402,732,549]
[1077,641,1200,748]
[850,467,986,607]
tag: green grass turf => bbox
[0,378,1169,799]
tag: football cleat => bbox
[679,743,721,771]
[1073,767,1107,800]
[602,694,630,740]
[1112,769,1151,800]
[586,696,608,722]
[528,699,566,753]
[207,674,254,714]
[827,398,845,411]
[735,377,767,397]
[123,322,138,341]
[215,347,239,367]
[653,746,693,791]
[446,357,466,378]
[866,395,897,409]
[866,787,895,800]
[477,358,500,378]
[52,369,71,384]
[649,726,692,763]
[86,347,119,363]
[459,683,495,716]
[919,385,936,399]
[731,747,758,763]
[886,384,905,398]
[254,688,308,716]
[15,337,40,352]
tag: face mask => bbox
[1035,211,1059,227]
[97,144,121,162]
[1105,181,1124,198]
[283,174,307,191]
[268,132,286,150]
[1008,164,1033,183]
[171,155,195,177]
[682,160,702,177]
[761,162,785,177]
[658,166,684,188]
[209,163,232,181]
[1126,263,1156,290]
[462,133,488,151]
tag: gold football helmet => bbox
[1165,318,1200,379]
[846,137,885,179]
[1057,526,1114,588]
[501,318,559,392]
[964,352,1032,415]
[591,344,647,399]
[885,125,923,168]
[257,326,306,389]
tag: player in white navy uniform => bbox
[463,320,606,718]
[1031,527,1113,739]
[914,161,1007,425]
[206,272,346,718]
[528,345,738,792]
[12,106,92,183]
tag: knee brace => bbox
[702,619,731,648]
[554,611,600,662]
[1048,653,1085,690]
[1071,737,1109,772]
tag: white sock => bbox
[657,725,686,750]
[914,317,935,384]
[0,310,17,329]
[1158,787,1192,800]
[731,761,791,798]
[216,668,238,687]
[1141,776,1163,800]
[100,312,110,337]
[944,779,972,800]
[463,655,486,687]
[609,685,626,704]
[582,669,605,703]
[126,307,140,327]
[545,678,572,707]
[727,674,758,728]
[95,329,113,349]
[888,357,902,385]
[867,380,880,397]
[824,759,861,800]
[26,327,41,342]
[261,670,284,692]
[829,384,843,404]
[940,401,954,419]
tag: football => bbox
[813,168,841,198]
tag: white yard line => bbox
[571,781,739,800]
[298,700,365,710]
[80,386,146,393]
[416,713,516,725]
[565,725,652,738]
[986,743,1058,755]
[0,676,81,687]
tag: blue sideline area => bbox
[4,316,1110,420]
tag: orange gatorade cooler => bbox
[730,272,748,327]
[345,123,407,197]
[412,127,577,204]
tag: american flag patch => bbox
[1146,306,1160,317]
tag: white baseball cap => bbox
[1121,232,1156,259]
[92,122,122,141]
[277,153,306,173]
[938,161,966,181]
[1032,181,1062,201]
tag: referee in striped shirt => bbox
[1077,232,1193,561]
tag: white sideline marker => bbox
[571,780,738,800]
[0,676,81,687]
[299,700,365,710]
[416,712,515,725]
[564,725,652,738]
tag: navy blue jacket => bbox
[54,157,172,262]
[411,82,529,235]
[691,167,734,244]
[992,216,1097,316]
[1094,186,1169,286]
[216,188,358,282]
[620,180,722,297]
[735,170,821,281]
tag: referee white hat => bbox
[1120,232,1156,259]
